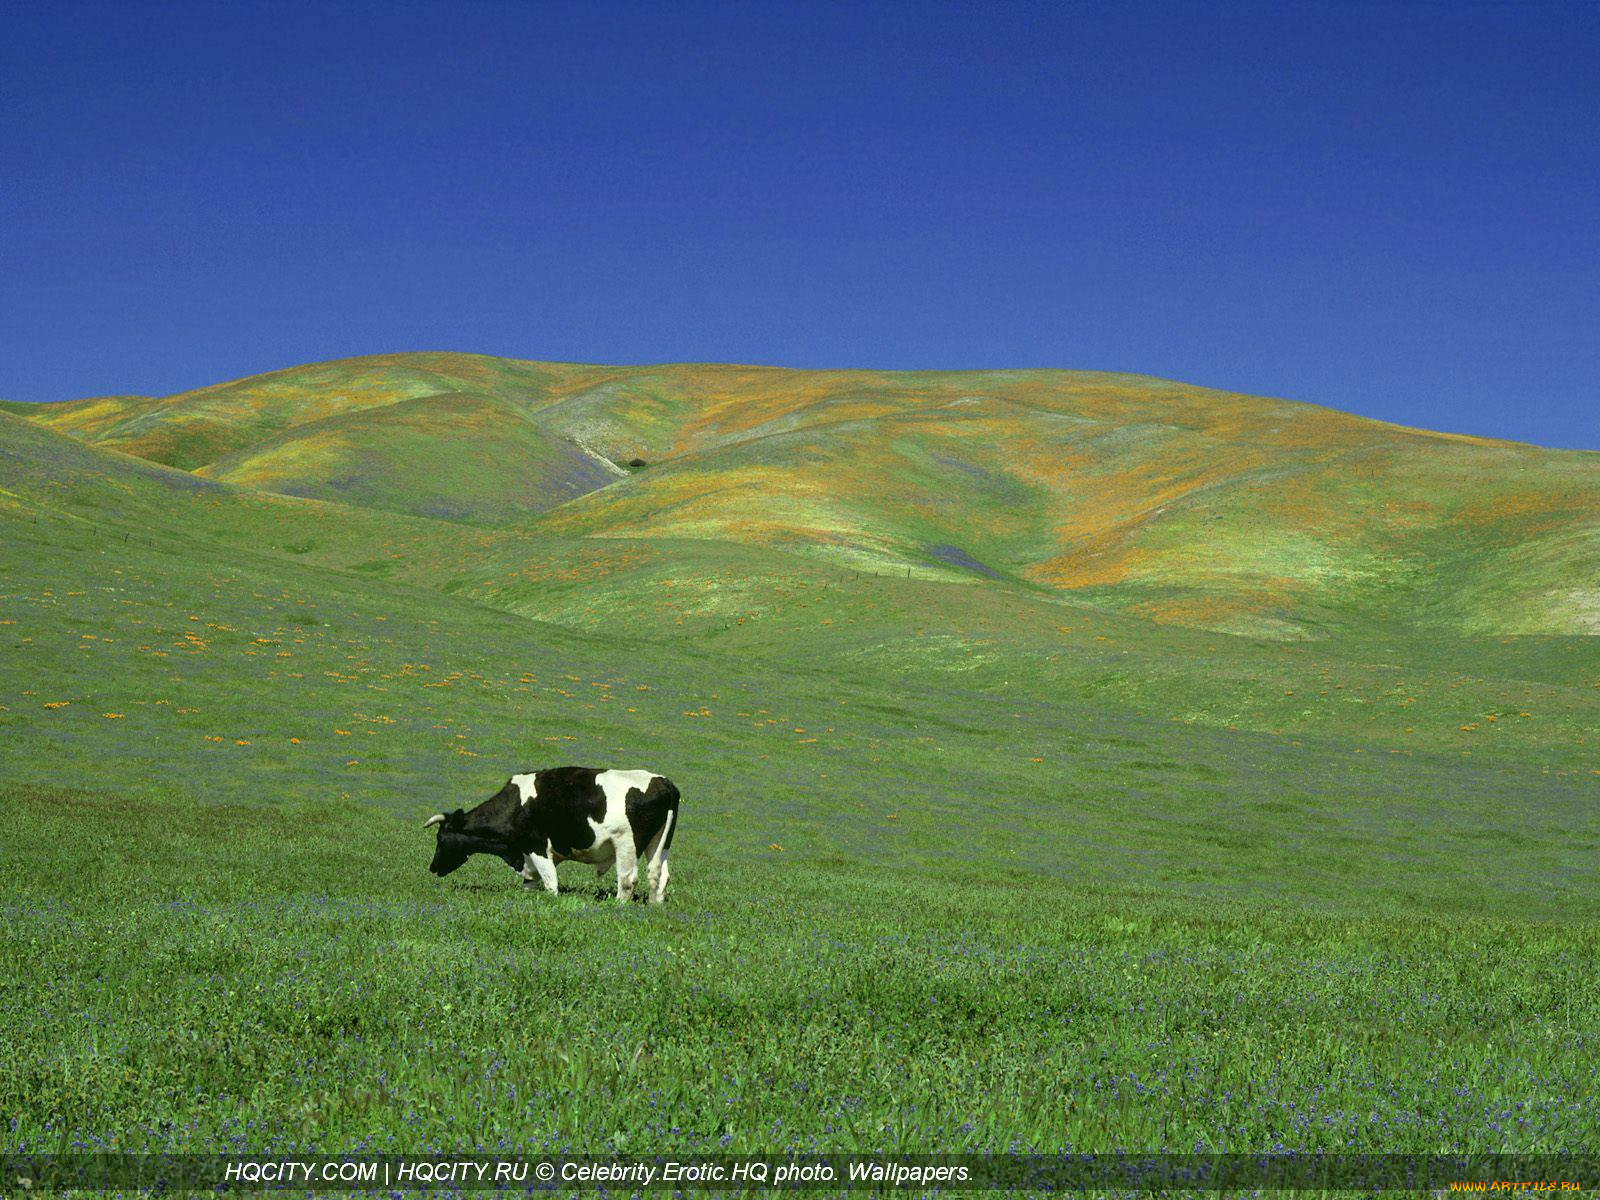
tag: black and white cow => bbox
[423,767,680,903]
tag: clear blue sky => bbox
[2,0,1596,448]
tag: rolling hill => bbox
[4,353,1599,1161]
[17,353,1600,639]
[196,391,624,522]
[5,354,1598,907]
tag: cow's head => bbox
[423,808,471,876]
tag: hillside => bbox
[24,356,595,469]
[4,377,1597,906]
[197,391,623,522]
[19,353,1600,638]
[0,408,493,587]
[5,356,1599,1161]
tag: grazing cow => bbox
[423,766,679,903]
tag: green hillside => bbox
[22,354,1600,637]
[0,409,477,573]
[26,355,601,469]
[197,391,623,523]
[3,357,1598,1161]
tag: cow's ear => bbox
[447,808,466,829]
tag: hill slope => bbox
[3,398,1596,911]
[4,355,1599,1160]
[196,391,622,523]
[21,354,1600,638]
[26,355,611,469]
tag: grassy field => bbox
[6,784,1598,1160]
[2,358,1598,1181]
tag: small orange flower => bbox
[102,713,124,719]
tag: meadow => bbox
[2,358,1598,1191]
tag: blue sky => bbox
[2,0,1595,448]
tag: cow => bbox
[423,766,680,903]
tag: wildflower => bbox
[102,713,124,719]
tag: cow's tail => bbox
[657,780,680,856]
[644,780,679,903]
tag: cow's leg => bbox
[647,857,671,905]
[522,852,558,894]
[613,835,638,903]
[642,809,675,904]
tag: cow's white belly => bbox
[554,841,616,866]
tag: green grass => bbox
[3,361,1600,1173]
[5,784,1597,1157]
[4,507,1596,919]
